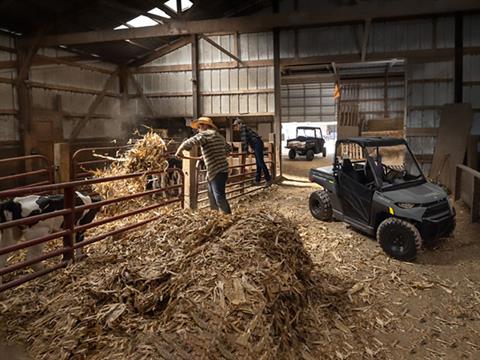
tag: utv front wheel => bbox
[377,218,422,261]
[288,149,296,160]
[309,190,332,221]
[322,147,327,157]
[306,149,314,161]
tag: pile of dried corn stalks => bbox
[1,207,335,359]
[90,129,172,214]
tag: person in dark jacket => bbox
[233,118,272,186]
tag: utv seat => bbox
[342,158,361,182]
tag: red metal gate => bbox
[0,155,54,191]
[0,168,184,292]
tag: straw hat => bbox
[191,116,217,130]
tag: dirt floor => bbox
[282,154,332,181]
[1,181,479,359]
[252,183,480,359]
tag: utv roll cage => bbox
[333,137,426,191]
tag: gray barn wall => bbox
[0,34,18,144]
[134,32,275,118]
[30,48,122,140]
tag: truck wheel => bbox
[445,217,456,237]
[377,218,422,261]
[322,147,327,157]
[288,149,296,160]
[306,149,314,161]
[309,190,332,221]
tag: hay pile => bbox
[90,129,172,213]
[0,208,327,360]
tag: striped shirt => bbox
[239,124,261,152]
[177,129,232,180]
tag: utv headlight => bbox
[396,202,418,209]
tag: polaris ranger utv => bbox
[308,137,455,261]
[286,126,326,161]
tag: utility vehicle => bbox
[308,137,455,261]
[286,126,326,161]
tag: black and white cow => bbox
[146,158,183,197]
[0,192,102,280]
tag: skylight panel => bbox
[164,0,193,12]
[148,7,171,18]
[114,25,128,30]
[127,15,158,28]
[164,0,177,12]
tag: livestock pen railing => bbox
[71,141,181,180]
[71,144,133,180]
[196,141,275,209]
[0,155,54,191]
[0,167,184,292]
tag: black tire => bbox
[288,149,296,160]
[377,218,422,261]
[306,149,314,161]
[309,190,332,221]
[445,217,456,237]
[322,147,327,157]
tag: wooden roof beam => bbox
[199,34,244,65]
[39,0,480,46]
[129,36,192,67]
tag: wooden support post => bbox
[454,165,462,201]
[472,176,480,223]
[240,151,246,194]
[182,34,201,210]
[191,34,200,119]
[273,28,282,179]
[269,133,276,180]
[454,12,463,103]
[183,150,198,210]
[54,143,71,183]
[225,118,233,142]
[119,65,130,135]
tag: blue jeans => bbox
[253,139,271,183]
[207,171,231,214]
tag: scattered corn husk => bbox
[0,207,328,359]
[89,129,172,214]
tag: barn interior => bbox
[1,1,480,359]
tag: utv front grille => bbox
[423,199,450,219]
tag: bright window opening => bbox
[148,7,171,18]
[114,24,128,30]
[127,15,158,27]
[164,0,193,12]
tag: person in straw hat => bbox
[175,117,232,214]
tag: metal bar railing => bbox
[0,167,184,292]
[196,144,274,207]
[0,154,54,190]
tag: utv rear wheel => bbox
[377,218,422,261]
[309,190,332,221]
[288,149,297,160]
[322,147,327,157]
[306,149,314,161]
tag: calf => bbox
[0,192,102,280]
[146,158,183,197]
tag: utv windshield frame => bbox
[333,137,426,191]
